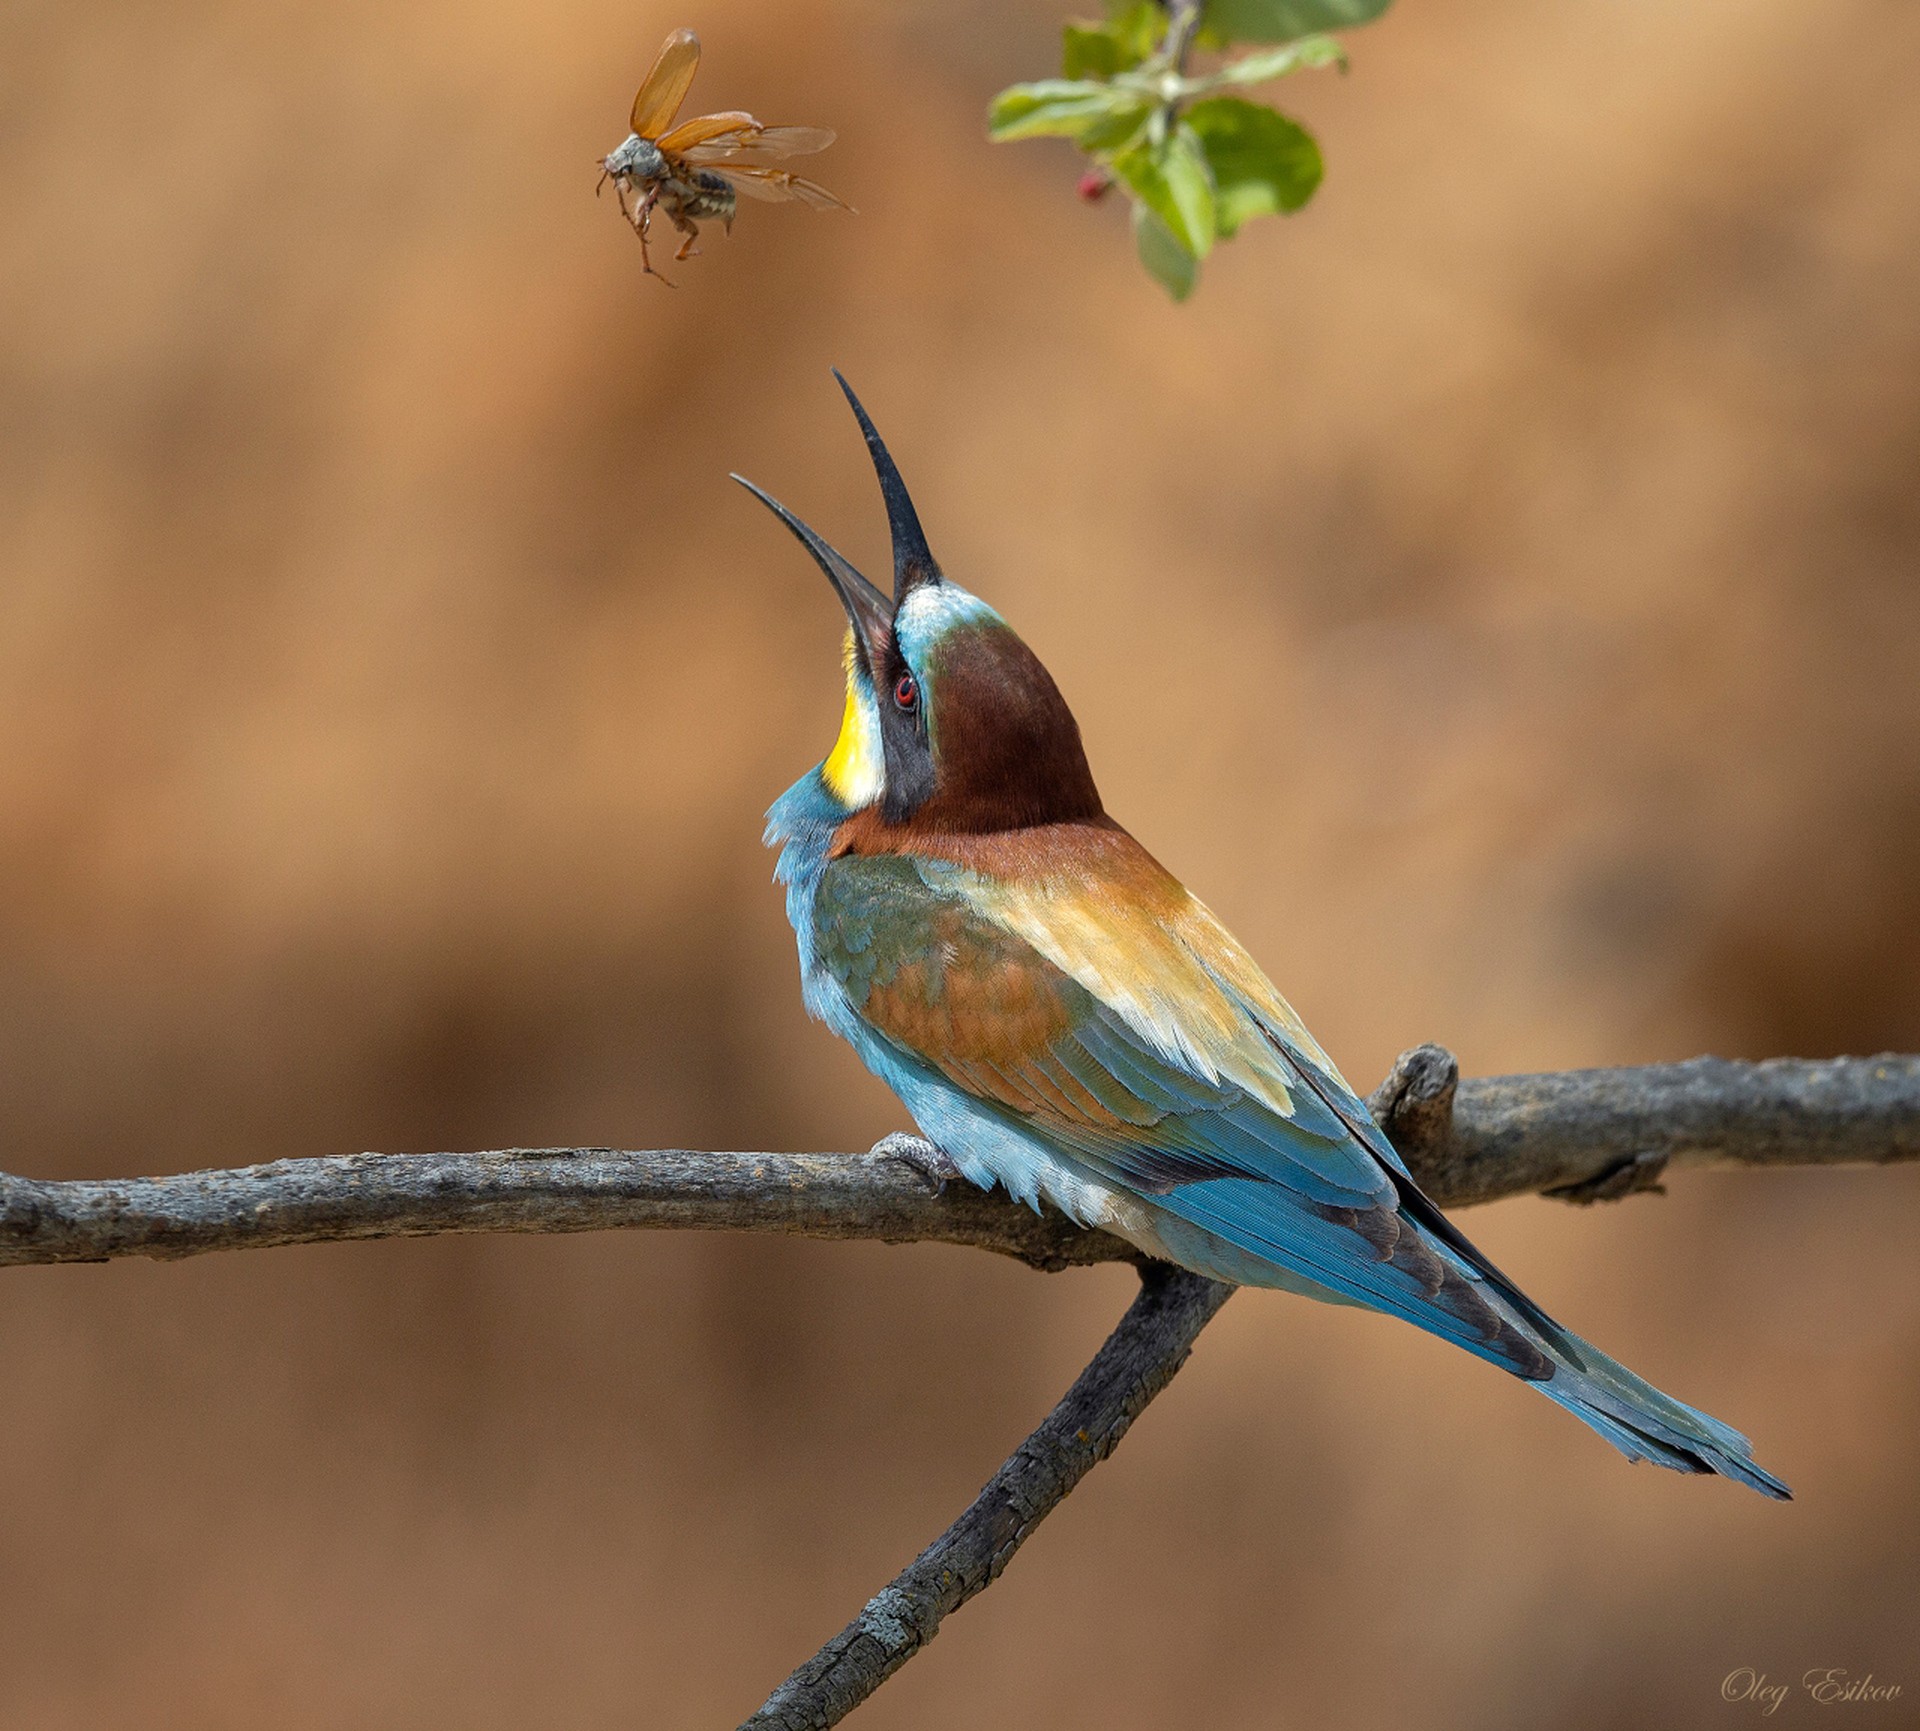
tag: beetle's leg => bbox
[636,197,676,286]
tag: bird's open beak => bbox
[731,474,895,671]
[734,374,942,665]
[830,371,942,600]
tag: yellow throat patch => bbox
[821,629,883,808]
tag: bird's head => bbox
[736,375,1103,834]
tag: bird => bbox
[734,374,1790,1500]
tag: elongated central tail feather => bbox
[1376,1169,1792,1499]
[1535,1330,1792,1499]
[1138,1192,1791,1499]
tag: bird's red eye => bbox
[894,674,918,711]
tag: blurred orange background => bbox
[2,0,1917,1725]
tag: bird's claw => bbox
[872,1132,963,1195]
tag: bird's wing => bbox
[814,845,1564,1375]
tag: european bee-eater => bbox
[738,376,1788,1500]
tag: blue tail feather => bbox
[1536,1332,1792,1499]
[1138,1186,1793,1499]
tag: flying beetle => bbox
[599,28,850,282]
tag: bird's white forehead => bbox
[894,582,999,666]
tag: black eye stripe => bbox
[877,661,934,823]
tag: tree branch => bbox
[3,1050,1914,1271]
[6,1046,1916,1727]
[741,1263,1233,1730]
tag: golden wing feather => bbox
[630,28,701,137]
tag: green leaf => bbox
[1112,124,1217,257]
[1078,99,1154,153]
[1202,0,1392,47]
[987,80,1137,142]
[1104,0,1165,45]
[1213,35,1347,86]
[1061,4,1160,78]
[1186,97,1322,235]
[1062,22,1125,80]
[1112,0,1165,59]
[1133,203,1199,300]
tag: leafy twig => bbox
[988,0,1388,297]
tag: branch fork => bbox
[4,1045,1915,1726]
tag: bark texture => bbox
[3,1050,1913,1269]
[5,1044,1914,1728]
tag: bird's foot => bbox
[871,1132,963,1195]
